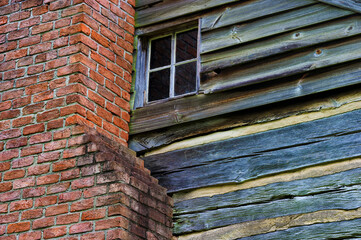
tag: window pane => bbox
[176,29,197,63]
[148,68,170,102]
[150,36,171,69]
[175,62,197,96]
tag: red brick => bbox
[0,162,11,172]
[95,217,128,230]
[3,169,25,180]
[0,60,15,72]
[22,0,43,9]
[12,156,34,168]
[71,176,94,189]
[43,226,67,239]
[47,118,64,130]
[29,132,52,144]
[69,222,93,234]
[23,187,45,198]
[18,232,41,240]
[35,195,57,207]
[32,22,53,34]
[33,5,48,15]
[19,16,41,29]
[8,29,29,41]
[29,42,52,55]
[60,168,80,180]
[17,55,33,67]
[28,164,50,175]
[82,208,106,221]
[70,199,93,212]
[13,177,35,189]
[47,182,70,194]
[22,210,42,223]
[53,128,70,140]
[80,232,105,240]
[0,203,7,213]
[0,129,21,140]
[42,30,59,42]
[7,222,30,233]
[37,109,60,122]
[0,212,18,224]
[63,146,86,159]
[6,137,27,149]
[59,191,81,203]
[35,51,57,63]
[37,174,59,185]
[0,101,11,111]
[56,213,79,225]
[10,199,33,212]
[33,217,54,229]
[4,68,26,80]
[27,64,44,75]
[49,0,71,10]
[23,123,45,135]
[21,144,42,156]
[44,140,66,151]
[6,49,27,61]
[12,116,33,127]
[53,159,76,172]
[84,185,107,198]
[55,17,71,28]
[45,204,68,217]
[0,182,12,192]
[13,96,32,108]
[23,103,44,115]
[2,89,24,101]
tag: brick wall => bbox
[0,0,173,239]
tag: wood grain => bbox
[317,0,361,13]
[173,168,361,234]
[143,109,361,192]
[201,15,361,73]
[201,4,352,53]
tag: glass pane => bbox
[148,68,170,102]
[176,29,197,62]
[150,36,171,69]
[175,62,197,96]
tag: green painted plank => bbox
[201,36,361,93]
[130,61,361,134]
[143,109,361,192]
[174,185,361,234]
[201,4,352,54]
[201,15,361,73]
[135,0,240,27]
[174,168,361,215]
[239,218,361,240]
[201,0,315,32]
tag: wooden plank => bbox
[201,15,361,73]
[130,61,361,134]
[135,0,240,27]
[173,170,361,234]
[174,168,361,215]
[317,0,361,14]
[201,36,361,93]
[201,4,352,54]
[239,218,361,240]
[143,109,361,192]
[135,0,162,8]
[201,0,315,32]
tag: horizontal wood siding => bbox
[240,218,361,240]
[173,168,361,234]
[143,109,361,192]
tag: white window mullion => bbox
[170,33,176,98]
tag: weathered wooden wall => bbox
[132,0,361,238]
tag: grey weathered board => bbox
[239,218,361,240]
[200,0,315,32]
[129,86,360,152]
[135,0,162,8]
[174,168,361,215]
[201,15,361,73]
[130,61,361,134]
[143,109,361,192]
[173,169,361,234]
[318,0,361,14]
[201,36,361,93]
[135,0,239,27]
[200,4,352,54]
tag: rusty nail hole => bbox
[348,26,354,31]
[315,49,322,55]
[295,33,300,37]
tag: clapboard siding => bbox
[200,36,361,93]
[143,109,361,192]
[200,0,315,32]
[239,218,361,240]
[318,0,361,13]
[173,169,361,234]
[201,15,361,73]
[200,4,352,54]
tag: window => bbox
[146,28,199,103]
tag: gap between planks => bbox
[177,207,361,240]
[145,94,361,157]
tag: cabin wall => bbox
[132,0,361,239]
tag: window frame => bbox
[132,20,201,109]
[146,27,199,103]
